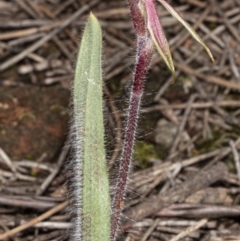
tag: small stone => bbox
[154,119,178,147]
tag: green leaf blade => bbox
[73,13,110,241]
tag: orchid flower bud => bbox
[143,0,214,74]
[145,0,175,74]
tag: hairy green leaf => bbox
[73,13,110,241]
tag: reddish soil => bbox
[0,86,69,160]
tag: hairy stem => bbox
[126,0,146,36]
[111,0,214,239]
[111,36,154,241]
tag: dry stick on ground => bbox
[0,201,69,240]
[186,0,207,8]
[16,160,51,172]
[212,0,240,43]
[224,35,240,83]
[157,204,240,219]
[0,148,16,173]
[211,103,240,128]
[131,139,240,186]
[0,221,20,241]
[153,71,179,101]
[140,218,160,241]
[147,222,202,240]
[104,32,128,50]
[0,22,63,41]
[15,0,37,19]
[126,138,240,203]
[203,110,212,139]
[134,219,216,229]
[204,138,240,169]
[7,33,45,47]
[104,49,132,74]
[35,146,68,196]
[123,162,227,227]
[141,100,240,112]
[17,0,73,59]
[229,140,240,184]
[0,19,53,29]
[168,94,197,157]
[0,195,57,211]
[39,2,78,59]
[53,0,76,16]
[188,74,240,128]
[33,221,70,229]
[197,22,225,48]
[0,0,99,71]
[38,3,79,46]
[31,230,64,241]
[0,151,44,182]
[0,169,36,182]
[175,62,240,91]
[169,218,208,241]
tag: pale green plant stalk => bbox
[70,13,110,241]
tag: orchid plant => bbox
[110,0,214,240]
[71,1,214,241]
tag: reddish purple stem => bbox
[126,0,146,36]
[111,35,154,241]
[110,1,156,240]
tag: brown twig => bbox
[0,201,69,240]
[124,162,227,225]
[169,219,207,241]
[35,146,68,196]
[0,1,99,71]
